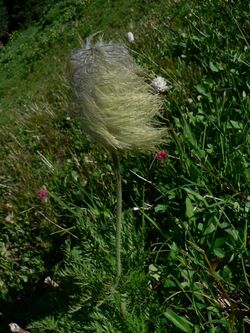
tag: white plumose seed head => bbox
[69,40,165,153]
[151,76,168,93]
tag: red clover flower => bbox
[37,187,48,201]
[155,149,168,161]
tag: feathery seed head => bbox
[69,39,165,153]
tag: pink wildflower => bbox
[37,187,48,201]
[154,149,168,161]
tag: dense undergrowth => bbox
[0,0,249,332]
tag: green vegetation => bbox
[0,0,249,332]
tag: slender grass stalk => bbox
[111,151,122,284]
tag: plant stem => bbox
[111,151,122,284]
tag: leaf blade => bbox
[164,309,193,333]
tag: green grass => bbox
[0,0,249,332]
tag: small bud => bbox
[5,213,15,223]
[127,31,135,43]
[84,156,95,164]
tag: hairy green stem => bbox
[111,151,122,284]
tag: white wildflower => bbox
[127,31,135,43]
[151,76,168,93]
[44,276,59,288]
[9,323,30,333]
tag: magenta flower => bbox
[37,187,48,201]
[154,149,168,161]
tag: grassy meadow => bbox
[0,0,249,332]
